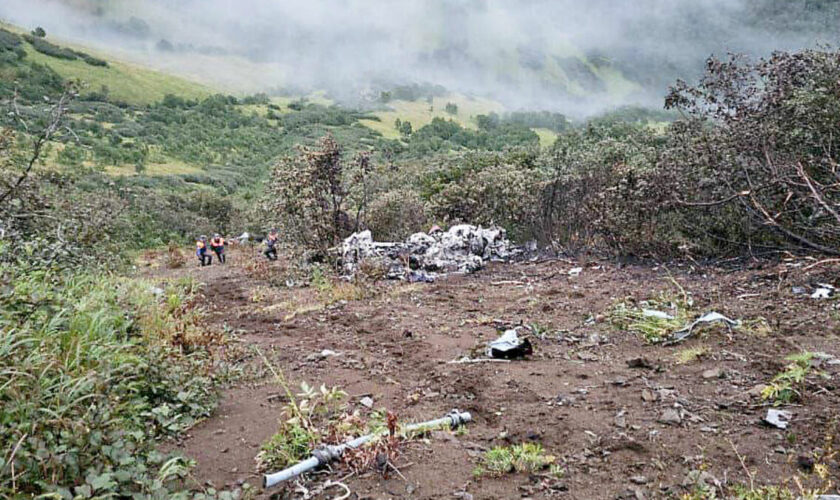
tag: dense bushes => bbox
[0,265,224,496]
[23,34,109,67]
[266,48,840,259]
[406,117,539,155]
[662,50,840,255]
[0,100,231,496]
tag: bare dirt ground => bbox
[141,248,840,499]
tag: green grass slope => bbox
[22,45,212,105]
[1,21,212,105]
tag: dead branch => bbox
[0,90,73,205]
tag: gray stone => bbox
[658,409,682,425]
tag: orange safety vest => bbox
[196,241,205,249]
[211,237,224,247]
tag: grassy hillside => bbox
[362,93,504,139]
[1,21,211,105]
[24,45,212,105]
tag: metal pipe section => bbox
[263,410,472,488]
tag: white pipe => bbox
[263,410,472,488]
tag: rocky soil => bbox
[142,249,840,499]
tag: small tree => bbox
[31,27,46,38]
[665,50,840,255]
[265,135,371,255]
[445,102,458,115]
[399,120,412,138]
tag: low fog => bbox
[2,0,837,115]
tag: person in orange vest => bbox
[264,228,279,261]
[196,235,211,266]
[209,233,226,264]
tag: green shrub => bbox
[0,268,223,496]
[367,188,429,240]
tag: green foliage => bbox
[474,443,555,477]
[0,28,25,61]
[367,188,429,240]
[258,421,317,471]
[265,135,372,254]
[423,149,543,240]
[761,352,819,405]
[730,485,798,500]
[255,364,346,472]
[608,291,693,344]
[444,102,458,115]
[0,268,224,496]
[407,117,539,154]
[495,110,571,132]
[23,34,108,67]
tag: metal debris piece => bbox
[642,309,674,320]
[486,327,533,359]
[764,409,792,429]
[665,312,740,345]
[568,267,583,276]
[342,225,519,280]
[811,284,836,299]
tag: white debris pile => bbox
[341,224,519,280]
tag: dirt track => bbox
[143,249,840,499]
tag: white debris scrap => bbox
[764,409,792,429]
[811,284,836,299]
[665,312,740,345]
[643,309,675,320]
[341,225,520,279]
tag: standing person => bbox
[196,235,212,266]
[263,228,278,261]
[210,233,226,264]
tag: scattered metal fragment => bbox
[642,309,674,320]
[811,283,836,299]
[263,410,472,488]
[486,327,533,359]
[763,409,792,429]
[448,356,511,364]
[665,312,739,345]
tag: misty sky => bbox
[1,0,837,115]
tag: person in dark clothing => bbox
[196,235,212,266]
[264,229,278,261]
[210,233,226,264]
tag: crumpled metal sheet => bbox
[341,225,518,279]
[763,409,792,429]
[665,312,740,345]
[486,327,533,359]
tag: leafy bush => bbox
[24,34,79,60]
[0,28,24,59]
[265,135,370,254]
[474,443,555,477]
[664,50,840,255]
[0,268,223,496]
[22,34,109,67]
[367,188,429,240]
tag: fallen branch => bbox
[803,258,840,271]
